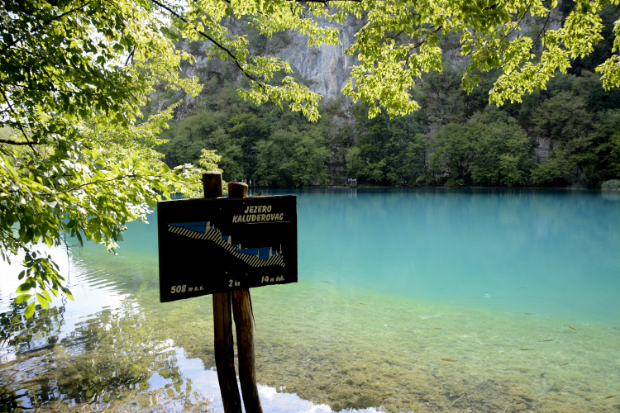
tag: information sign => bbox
[157,195,297,302]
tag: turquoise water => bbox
[119,188,620,320]
[1,188,619,412]
[293,188,620,321]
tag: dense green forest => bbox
[155,4,620,189]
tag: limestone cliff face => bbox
[155,16,361,121]
[274,17,363,102]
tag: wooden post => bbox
[228,182,263,413]
[202,172,224,198]
[202,172,242,413]
[228,182,248,198]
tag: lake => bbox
[1,188,619,412]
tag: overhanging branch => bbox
[0,88,38,155]
[0,138,41,146]
[149,0,265,90]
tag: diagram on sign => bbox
[168,221,286,268]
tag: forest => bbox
[155,4,620,189]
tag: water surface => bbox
[1,188,619,412]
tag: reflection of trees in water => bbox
[0,294,212,412]
[0,298,66,351]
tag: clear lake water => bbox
[1,188,619,412]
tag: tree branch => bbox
[54,174,141,195]
[386,30,404,40]
[501,0,535,43]
[1,173,151,197]
[0,88,38,155]
[531,11,552,53]
[406,25,443,56]
[148,0,265,89]
[0,138,41,146]
[125,47,136,66]
[0,80,107,96]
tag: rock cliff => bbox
[274,16,364,102]
[164,6,564,118]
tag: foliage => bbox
[173,0,336,121]
[157,79,331,186]
[0,0,205,317]
[332,0,620,118]
[155,0,620,120]
[160,65,620,189]
[170,149,228,199]
[568,4,620,75]
[162,0,620,187]
[601,179,620,189]
[471,108,533,186]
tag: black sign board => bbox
[157,195,297,302]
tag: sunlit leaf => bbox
[13,294,32,304]
[24,302,36,319]
[37,293,50,310]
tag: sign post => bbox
[229,182,262,413]
[157,171,298,413]
[205,172,241,413]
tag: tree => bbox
[592,109,620,177]
[429,123,481,185]
[529,91,591,146]
[402,134,430,185]
[344,103,426,185]
[0,0,196,315]
[470,107,533,186]
[254,131,292,185]
[287,131,331,186]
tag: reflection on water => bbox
[0,296,212,412]
[1,189,620,412]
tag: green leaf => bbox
[24,302,36,319]
[16,282,32,293]
[62,287,74,301]
[36,293,49,310]
[13,294,32,304]
[42,289,52,302]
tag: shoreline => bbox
[248,185,620,191]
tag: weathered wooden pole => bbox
[228,182,263,413]
[202,172,242,413]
